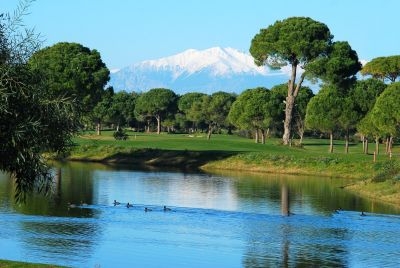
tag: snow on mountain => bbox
[109,47,290,94]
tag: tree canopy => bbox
[361,55,400,83]
[134,88,177,134]
[370,82,400,137]
[203,91,236,139]
[228,87,272,142]
[307,41,361,89]
[28,42,110,114]
[305,86,342,152]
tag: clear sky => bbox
[2,0,399,70]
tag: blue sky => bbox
[2,0,399,70]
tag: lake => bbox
[1,161,400,267]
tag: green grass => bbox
[64,130,400,207]
[68,130,394,177]
[0,259,64,267]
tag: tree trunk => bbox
[255,128,259,143]
[96,122,101,136]
[385,137,390,154]
[344,130,349,154]
[361,135,365,153]
[261,129,266,144]
[365,137,369,155]
[299,132,303,146]
[329,132,334,153]
[207,123,213,140]
[283,95,295,146]
[282,64,305,146]
[375,137,380,155]
[155,115,161,134]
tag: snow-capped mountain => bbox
[109,47,290,94]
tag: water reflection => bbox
[0,162,399,267]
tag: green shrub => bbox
[372,160,400,182]
[113,129,128,140]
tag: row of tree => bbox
[89,76,395,156]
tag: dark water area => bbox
[0,162,399,267]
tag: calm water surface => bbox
[1,162,400,267]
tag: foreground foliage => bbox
[0,1,81,201]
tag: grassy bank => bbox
[64,130,400,207]
[0,259,64,267]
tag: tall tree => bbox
[370,82,400,153]
[228,87,272,143]
[108,91,137,131]
[250,17,332,145]
[337,97,359,153]
[134,88,177,134]
[357,112,382,155]
[1,1,81,201]
[92,87,114,135]
[305,86,342,153]
[361,55,400,83]
[292,86,314,145]
[178,92,207,132]
[28,42,110,115]
[203,91,236,140]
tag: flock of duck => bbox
[334,208,367,216]
[68,200,172,212]
[69,202,367,216]
[114,200,172,212]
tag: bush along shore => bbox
[59,132,400,208]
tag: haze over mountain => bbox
[109,47,290,94]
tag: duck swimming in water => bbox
[67,202,76,209]
[145,207,152,212]
[113,200,121,206]
[163,206,171,211]
[126,202,133,208]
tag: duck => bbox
[334,207,342,214]
[113,200,121,206]
[360,211,367,216]
[163,205,171,211]
[67,202,76,209]
[126,202,133,208]
[145,207,152,212]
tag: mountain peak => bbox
[137,46,268,77]
[109,47,288,94]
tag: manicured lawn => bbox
[70,130,393,176]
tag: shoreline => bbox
[61,150,400,210]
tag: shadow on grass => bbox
[92,148,239,171]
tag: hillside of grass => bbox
[63,130,400,207]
